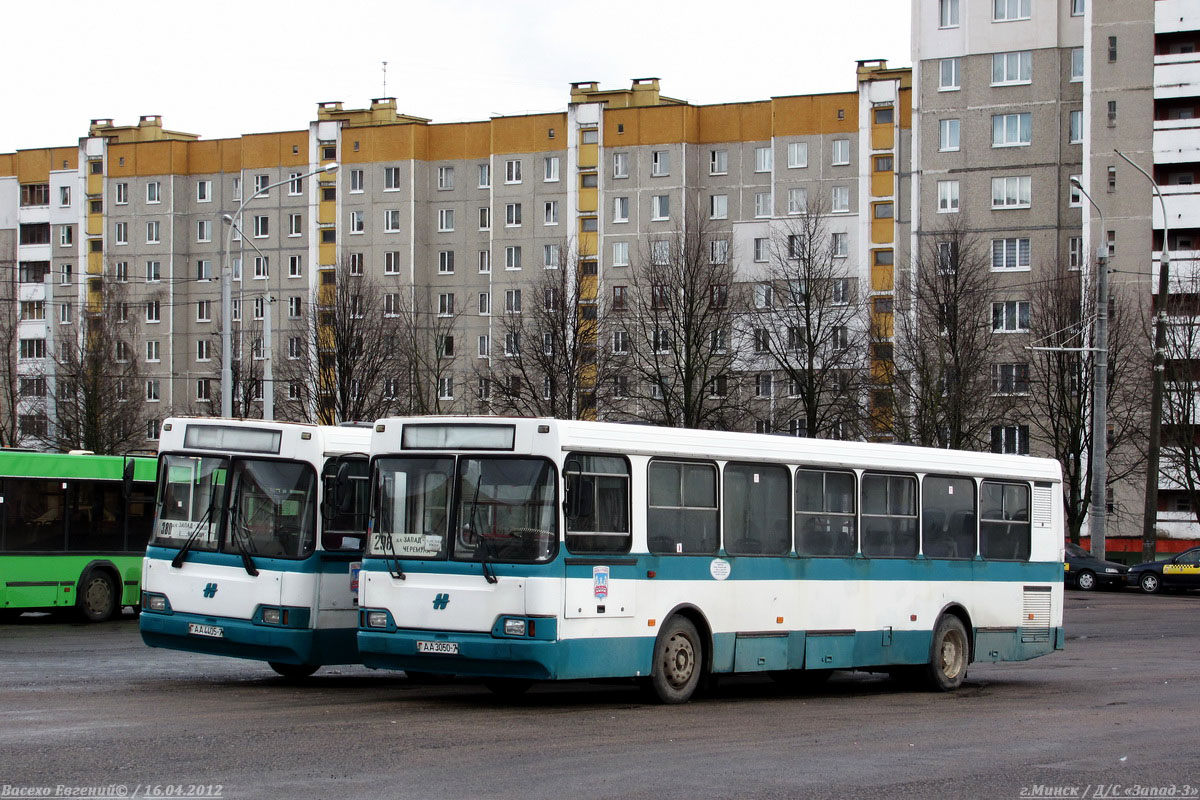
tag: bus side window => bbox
[565,453,631,555]
[723,463,790,556]
[921,476,976,559]
[322,457,369,551]
[5,479,67,552]
[647,461,718,555]
[980,481,1030,560]
[795,469,857,557]
[861,474,918,558]
[125,482,156,551]
[67,482,124,552]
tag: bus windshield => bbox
[224,460,317,559]
[369,456,556,563]
[153,455,227,551]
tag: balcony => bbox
[1151,186,1200,230]
[1153,59,1200,100]
[1156,0,1200,35]
[1154,122,1200,165]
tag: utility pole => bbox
[1115,149,1169,563]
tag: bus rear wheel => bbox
[649,616,703,704]
[77,570,118,623]
[923,614,969,691]
[269,662,319,679]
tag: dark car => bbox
[1064,543,1129,591]
[1127,547,1200,594]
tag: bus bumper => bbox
[139,610,356,666]
[358,629,560,680]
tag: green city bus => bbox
[0,451,156,622]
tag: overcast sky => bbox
[1,0,911,154]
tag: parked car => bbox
[1064,543,1128,590]
[1127,547,1200,594]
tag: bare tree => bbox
[1156,261,1200,529]
[391,287,464,416]
[276,260,426,424]
[879,217,1012,449]
[615,207,747,429]
[199,318,264,420]
[757,202,871,438]
[483,240,603,419]
[51,280,155,454]
[0,256,27,447]
[1028,267,1145,543]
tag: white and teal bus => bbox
[357,417,1065,703]
[140,418,371,677]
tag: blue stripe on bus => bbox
[140,609,359,666]
[359,555,1063,583]
[357,625,1062,681]
[145,547,359,575]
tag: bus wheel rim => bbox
[664,633,695,688]
[85,578,111,614]
[940,629,965,679]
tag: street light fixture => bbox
[221,162,338,418]
[1114,149,1169,563]
[1071,176,1110,561]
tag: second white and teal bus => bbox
[140,418,371,677]
[358,417,1065,702]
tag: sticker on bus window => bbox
[350,562,361,594]
[710,559,731,581]
[593,566,609,599]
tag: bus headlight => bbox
[503,618,526,637]
[262,608,283,625]
[143,592,169,612]
[366,611,389,628]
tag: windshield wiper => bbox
[227,515,260,577]
[170,502,214,569]
[463,473,498,585]
[383,532,406,580]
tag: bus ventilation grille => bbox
[1032,485,1054,526]
[1020,588,1052,643]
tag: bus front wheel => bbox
[924,614,969,691]
[649,616,703,704]
[269,662,319,679]
[77,570,118,623]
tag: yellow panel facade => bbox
[771,94,858,137]
[871,216,893,245]
[318,202,336,225]
[86,214,102,236]
[87,172,103,195]
[578,231,597,257]
[871,262,894,292]
[16,149,52,183]
[87,251,103,275]
[871,121,895,151]
[577,143,598,169]
[342,124,418,164]
[871,170,893,198]
[319,242,337,266]
[577,187,597,213]
[490,113,564,156]
[579,274,597,301]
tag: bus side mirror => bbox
[122,459,135,500]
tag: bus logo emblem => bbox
[593,566,609,600]
[203,582,218,598]
[432,593,450,610]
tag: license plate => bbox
[188,623,225,639]
[416,640,458,655]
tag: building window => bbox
[1071,0,1084,15]
[992,51,1032,85]
[754,192,771,218]
[831,232,848,257]
[612,241,630,267]
[613,152,628,179]
[991,425,1029,455]
[145,260,162,283]
[477,292,491,315]
[543,157,559,182]
[937,181,960,213]
[993,363,1030,394]
[755,146,772,173]
[384,209,400,232]
[504,203,521,227]
[543,243,561,268]
[289,255,301,278]
[145,221,160,244]
[439,250,455,274]
[380,251,399,275]
[939,119,960,152]
[197,299,212,322]
[146,340,160,362]
[1068,237,1083,270]
[787,141,808,169]
[505,289,522,314]
[831,139,850,166]
[115,222,128,245]
[613,196,631,223]
[831,186,849,213]
[939,58,961,91]
[197,339,211,361]
[786,188,807,215]
[939,0,959,27]
[288,214,302,236]
[651,240,671,265]
[437,166,454,190]
[437,293,455,316]
[651,150,669,177]
[710,239,729,264]
[250,215,268,238]
[349,169,364,192]
[146,182,161,203]
[992,113,1032,146]
[652,195,670,221]
[505,159,522,184]
[993,0,1030,21]
[991,176,1032,209]
[710,149,727,175]
[115,183,128,205]
[383,166,401,191]
[544,201,559,225]
[505,246,522,270]
[478,250,491,273]
[1070,48,1084,82]
[1070,175,1084,206]
[253,256,269,279]
[991,238,1031,270]
[1069,110,1083,144]
[478,163,491,188]
[753,238,768,263]
[287,172,303,195]
[992,300,1030,332]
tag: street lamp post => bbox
[1114,149,1169,563]
[221,163,338,418]
[1071,177,1110,561]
